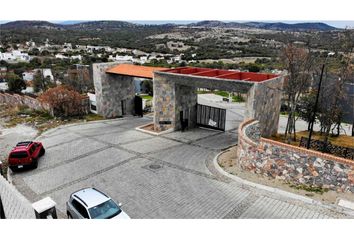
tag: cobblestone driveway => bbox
[11,117,352,219]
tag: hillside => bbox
[65,21,138,30]
[0,21,64,30]
[188,21,337,31]
[243,22,336,31]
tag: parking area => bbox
[10,116,350,219]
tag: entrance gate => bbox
[196,104,226,131]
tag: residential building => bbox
[55,54,69,59]
[71,55,82,61]
[0,50,31,62]
[34,68,54,82]
[22,71,35,81]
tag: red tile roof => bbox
[106,64,168,79]
[162,67,279,82]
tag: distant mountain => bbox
[0,20,337,32]
[188,20,228,28]
[58,21,86,25]
[0,20,64,30]
[188,21,337,31]
[0,20,139,31]
[243,22,337,31]
[65,21,138,30]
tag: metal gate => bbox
[197,104,226,131]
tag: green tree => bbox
[6,73,26,93]
[246,64,261,72]
[29,58,42,68]
[33,70,54,93]
[29,48,40,56]
[140,80,153,96]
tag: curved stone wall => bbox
[237,119,354,193]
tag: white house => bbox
[0,51,31,62]
[22,71,35,81]
[64,43,72,49]
[42,69,54,81]
[115,55,133,62]
[139,56,148,64]
[26,40,36,48]
[34,69,54,82]
[71,55,82,61]
[0,82,8,91]
[55,54,68,59]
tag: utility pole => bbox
[306,52,335,149]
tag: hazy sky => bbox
[0,20,353,29]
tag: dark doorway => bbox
[121,100,127,116]
[180,110,189,131]
[134,96,143,117]
[196,104,226,131]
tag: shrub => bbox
[38,86,85,117]
[6,73,26,93]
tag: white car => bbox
[66,188,130,219]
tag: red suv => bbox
[8,141,45,171]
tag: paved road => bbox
[10,116,351,219]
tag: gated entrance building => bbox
[93,63,284,137]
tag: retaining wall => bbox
[0,175,35,219]
[0,92,90,116]
[0,92,50,111]
[237,119,354,193]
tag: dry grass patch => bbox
[270,131,354,149]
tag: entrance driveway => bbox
[11,116,350,218]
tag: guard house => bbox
[93,63,284,137]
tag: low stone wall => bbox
[0,92,50,111]
[237,119,354,193]
[0,175,35,219]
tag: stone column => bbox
[153,73,176,131]
[245,75,284,137]
[174,84,197,130]
[93,62,136,118]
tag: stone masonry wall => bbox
[153,71,284,135]
[0,175,35,219]
[154,73,198,131]
[245,75,284,137]
[175,84,197,130]
[237,119,354,193]
[93,62,135,118]
[153,73,175,131]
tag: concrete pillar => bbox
[32,197,57,219]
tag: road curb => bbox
[38,116,150,138]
